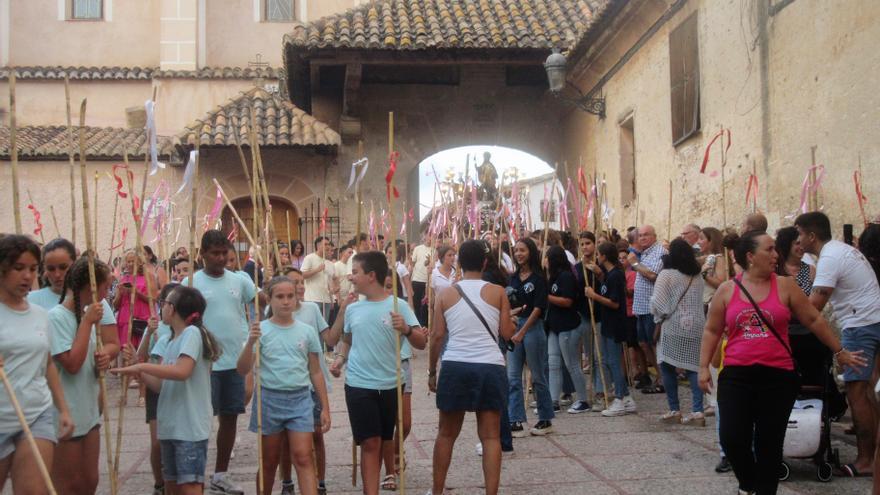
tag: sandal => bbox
[640,384,665,394]
[381,474,398,490]
[840,463,872,477]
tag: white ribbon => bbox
[176,150,198,195]
[347,157,369,191]
[145,100,166,176]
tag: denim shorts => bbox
[211,369,245,416]
[249,386,315,435]
[160,439,208,484]
[311,390,322,427]
[636,314,656,343]
[0,407,56,459]
[436,361,507,412]
[841,322,880,382]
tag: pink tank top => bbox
[723,274,794,370]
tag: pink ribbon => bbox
[745,174,759,206]
[27,204,43,236]
[203,184,223,231]
[854,170,869,226]
[700,128,732,174]
[799,165,825,213]
[140,180,168,236]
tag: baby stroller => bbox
[779,356,839,482]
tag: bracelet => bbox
[334,353,347,362]
[833,348,846,359]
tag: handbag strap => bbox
[732,278,795,360]
[454,284,498,344]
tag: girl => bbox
[49,255,114,494]
[429,245,457,311]
[385,241,415,311]
[237,276,330,495]
[0,235,74,494]
[113,285,220,494]
[113,249,156,351]
[506,238,553,436]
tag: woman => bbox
[698,231,866,495]
[545,246,590,413]
[506,238,554,436]
[143,245,169,288]
[698,227,726,313]
[290,240,305,270]
[386,241,415,311]
[113,250,156,350]
[0,235,74,494]
[859,223,880,283]
[651,238,706,425]
[429,245,457,310]
[586,242,636,417]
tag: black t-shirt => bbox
[599,266,627,340]
[507,271,548,319]
[545,271,581,332]
[574,261,602,323]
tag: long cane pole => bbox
[0,367,57,494]
[9,72,22,234]
[388,112,406,495]
[78,99,117,495]
[50,205,61,239]
[586,171,610,409]
[187,141,199,288]
[65,75,76,243]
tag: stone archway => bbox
[222,195,300,263]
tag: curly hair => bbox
[59,255,111,326]
[662,238,701,276]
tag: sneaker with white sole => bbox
[510,422,527,438]
[567,400,591,414]
[209,475,244,495]
[280,481,296,495]
[530,420,553,435]
[623,395,637,414]
[601,398,627,417]
[659,410,682,424]
[559,394,573,406]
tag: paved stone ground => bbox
[20,350,871,494]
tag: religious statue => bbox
[476,151,498,202]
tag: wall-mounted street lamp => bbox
[544,49,605,118]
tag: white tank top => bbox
[442,280,504,366]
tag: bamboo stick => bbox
[188,142,199,288]
[810,146,818,211]
[9,72,22,234]
[388,112,406,495]
[65,75,76,244]
[94,171,99,253]
[666,179,673,242]
[49,205,61,239]
[0,367,57,494]
[77,99,116,495]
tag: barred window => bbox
[265,0,294,22]
[72,0,102,19]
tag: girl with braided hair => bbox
[48,255,113,494]
[113,285,220,494]
[0,234,74,494]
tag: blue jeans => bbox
[659,362,703,412]
[548,328,588,402]
[597,335,629,398]
[507,318,554,422]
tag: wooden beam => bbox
[343,62,362,116]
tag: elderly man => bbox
[797,212,880,478]
[627,225,667,393]
[681,223,701,251]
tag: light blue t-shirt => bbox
[48,305,99,437]
[294,302,332,392]
[344,296,419,390]
[0,302,52,433]
[188,270,256,371]
[157,326,211,441]
[28,287,116,326]
[257,320,322,391]
[148,323,172,362]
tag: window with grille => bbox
[619,116,636,205]
[540,200,557,223]
[669,12,700,145]
[265,0,295,22]
[72,0,102,19]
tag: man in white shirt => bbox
[797,212,880,477]
[302,236,336,322]
[410,232,433,325]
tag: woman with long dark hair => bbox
[506,238,554,436]
[651,238,706,425]
[290,240,306,270]
[545,246,589,413]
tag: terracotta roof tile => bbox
[178,87,340,149]
[0,125,174,160]
[284,0,609,51]
[0,66,282,81]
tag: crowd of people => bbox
[1,209,880,495]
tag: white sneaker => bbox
[209,475,244,495]
[475,442,483,456]
[601,398,627,417]
[623,395,637,414]
[567,400,591,414]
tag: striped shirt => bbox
[633,242,666,315]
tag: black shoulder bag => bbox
[732,278,802,382]
[454,284,515,352]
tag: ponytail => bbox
[166,286,221,362]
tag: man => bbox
[428,240,516,495]
[681,223,701,252]
[741,212,768,234]
[186,230,257,495]
[626,225,667,393]
[796,212,880,477]
[410,232,433,325]
[302,236,336,323]
[334,242,355,301]
[325,252,426,495]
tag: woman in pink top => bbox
[698,231,865,495]
[113,249,156,350]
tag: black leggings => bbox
[412,281,427,326]
[718,365,798,495]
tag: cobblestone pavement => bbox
[20,350,870,495]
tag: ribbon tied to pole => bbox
[144,100,167,176]
[386,152,400,201]
[27,204,43,236]
[699,128,732,174]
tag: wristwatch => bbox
[632,262,641,268]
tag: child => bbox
[113,285,220,495]
[0,235,74,494]
[277,268,333,495]
[236,276,331,495]
[186,230,257,495]
[325,251,426,495]
[48,255,114,494]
